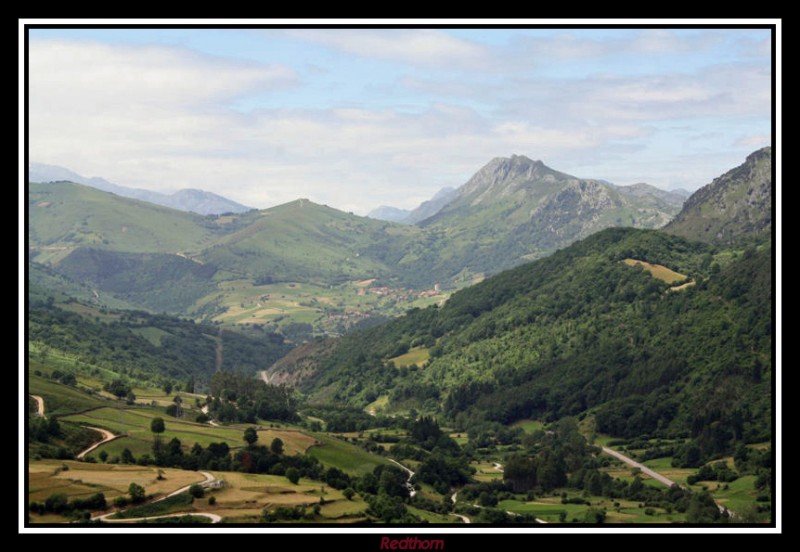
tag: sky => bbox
[26,24,774,215]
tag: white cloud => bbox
[284,29,490,69]
[27,31,773,215]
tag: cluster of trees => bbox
[207,372,297,423]
[302,405,392,433]
[28,417,98,460]
[29,416,62,444]
[104,379,135,402]
[687,461,739,485]
[48,369,77,386]
[29,492,106,517]
[502,419,590,493]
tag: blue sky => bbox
[27,25,773,214]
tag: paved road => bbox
[601,446,677,487]
[601,445,735,517]
[77,427,119,459]
[30,395,45,417]
[492,462,504,473]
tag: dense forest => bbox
[273,228,771,466]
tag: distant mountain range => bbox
[368,187,458,224]
[29,162,253,215]
[29,150,771,334]
[366,205,412,223]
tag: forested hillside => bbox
[269,228,771,466]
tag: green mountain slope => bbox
[28,261,139,311]
[269,227,771,464]
[200,199,419,285]
[28,181,222,261]
[55,249,218,313]
[664,147,772,245]
[409,155,685,284]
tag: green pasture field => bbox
[318,496,369,519]
[28,373,108,416]
[511,419,545,433]
[690,474,762,514]
[499,495,686,524]
[406,506,460,524]
[62,407,247,457]
[307,434,392,476]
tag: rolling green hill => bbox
[28,182,223,261]
[268,227,771,465]
[199,199,419,285]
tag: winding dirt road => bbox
[92,471,220,524]
[30,395,45,417]
[164,471,216,498]
[77,427,120,459]
[93,512,222,524]
[448,492,471,524]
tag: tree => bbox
[244,427,258,447]
[151,417,165,434]
[504,455,538,492]
[128,482,145,503]
[163,381,173,395]
[98,450,108,463]
[270,437,284,455]
[286,467,300,485]
[583,508,606,524]
[121,448,135,464]
[343,488,355,501]
[189,484,205,499]
[105,379,131,399]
